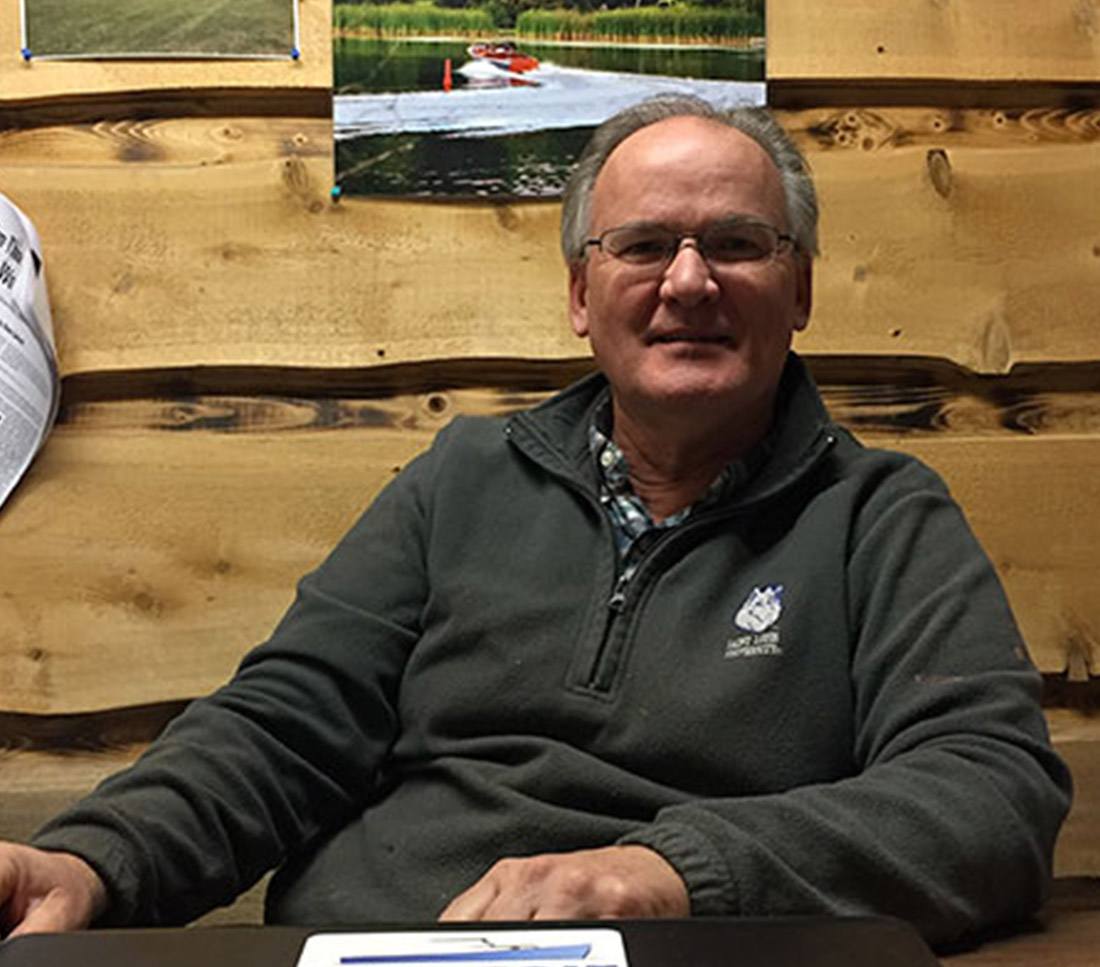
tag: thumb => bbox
[8,889,92,939]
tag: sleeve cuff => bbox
[31,823,144,926]
[618,821,737,916]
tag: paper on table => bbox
[0,193,59,509]
[296,928,629,967]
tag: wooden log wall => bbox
[1,0,1098,924]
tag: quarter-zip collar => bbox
[505,351,838,514]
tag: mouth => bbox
[648,333,732,346]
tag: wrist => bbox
[61,852,109,924]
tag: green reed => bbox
[516,6,762,43]
[335,3,494,37]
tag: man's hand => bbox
[0,843,107,939]
[438,845,689,921]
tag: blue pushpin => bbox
[290,47,301,60]
[330,185,342,201]
[21,47,32,61]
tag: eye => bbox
[704,226,773,262]
[605,229,672,263]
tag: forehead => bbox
[591,115,786,229]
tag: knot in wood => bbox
[1074,0,1099,36]
[281,158,316,206]
[926,148,953,199]
[815,110,894,151]
[493,204,519,232]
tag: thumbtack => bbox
[21,48,32,61]
[291,47,301,60]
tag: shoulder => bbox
[427,412,513,466]
[812,427,972,556]
[411,411,535,498]
[826,426,952,500]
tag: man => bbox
[0,97,1071,945]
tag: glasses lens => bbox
[602,226,675,265]
[701,223,778,263]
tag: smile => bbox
[649,333,732,345]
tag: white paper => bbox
[0,193,59,509]
[296,928,629,967]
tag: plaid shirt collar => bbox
[588,391,771,567]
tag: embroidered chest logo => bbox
[725,584,784,658]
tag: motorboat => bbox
[466,40,540,74]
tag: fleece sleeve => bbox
[30,440,441,926]
[619,459,1072,947]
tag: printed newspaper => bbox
[0,192,59,509]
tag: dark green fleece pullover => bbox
[33,354,1071,946]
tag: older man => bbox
[0,98,1070,946]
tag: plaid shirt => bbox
[588,393,770,597]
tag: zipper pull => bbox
[608,572,629,612]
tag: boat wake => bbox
[334,63,764,140]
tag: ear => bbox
[568,261,590,339]
[792,256,813,332]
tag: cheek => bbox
[590,278,655,329]
[726,276,800,330]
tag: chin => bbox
[635,376,753,412]
[642,360,755,401]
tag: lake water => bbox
[334,37,765,198]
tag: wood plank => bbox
[0,396,457,714]
[0,0,330,105]
[797,134,1100,372]
[812,358,1100,438]
[0,748,142,845]
[4,109,1100,376]
[0,116,574,376]
[0,116,333,167]
[1,378,1098,714]
[768,0,1100,84]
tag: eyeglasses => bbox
[584,218,796,270]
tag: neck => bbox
[609,391,775,522]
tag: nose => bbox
[658,239,720,307]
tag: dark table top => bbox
[0,917,939,967]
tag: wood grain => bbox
[1,377,1098,715]
[0,396,451,714]
[3,109,1100,376]
[0,115,574,376]
[797,132,1100,372]
[0,0,330,106]
[768,0,1100,84]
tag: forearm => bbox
[621,724,1068,945]
[31,628,407,925]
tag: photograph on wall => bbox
[334,0,765,198]
[20,0,300,60]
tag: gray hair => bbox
[560,95,819,264]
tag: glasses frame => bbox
[583,217,798,271]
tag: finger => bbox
[525,875,604,921]
[7,891,82,939]
[438,874,500,921]
[470,888,538,922]
[0,855,27,936]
